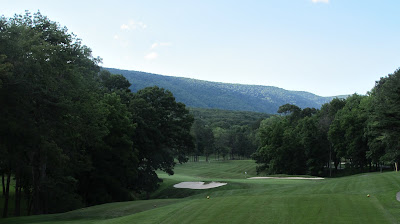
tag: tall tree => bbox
[297,116,326,176]
[316,98,347,175]
[0,11,101,215]
[192,120,214,162]
[130,86,194,197]
[328,94,369,171]
[368,69,400,167]
[254,105,321,175]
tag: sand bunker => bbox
[248,177,324,180]
[396,192,400,201]
[173,181,227,189]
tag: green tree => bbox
[0,11,102,215]
[99,70,131,92]
[130,86,194,197]
[254,105,321,175]
[297,116,326,176]
[317,98,346,173]
[253,116,287,174]
[368,69,400,168]
[328,94,369,172]
[83,93,138,205]
[213,127,230,160]
[192,120,214,162]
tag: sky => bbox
[2,0,400,96]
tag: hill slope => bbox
[105,68,340,114]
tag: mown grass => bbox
[2,159,400,223]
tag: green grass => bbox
[3,160,400,223]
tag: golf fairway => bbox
[2,160,400,224]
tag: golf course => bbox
[2,159,400,224]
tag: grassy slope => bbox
[3,160,400,224]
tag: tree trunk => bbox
[2,171,11,218]
[1,171,5,196]
[27,187,33,215]
[14,165,21,216]
[32,163,41,215]
[32,150,49,215]
[40,162,48,214]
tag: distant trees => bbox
[253,105,319,175]
[191,120,214,162]
[254,69,400,176]
[0,12,193,217]
[190,108,266,161]
[254,97,368,176]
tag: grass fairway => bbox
[2,160,400,223]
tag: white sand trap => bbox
[173,181,227,189]
[248,177,324,180]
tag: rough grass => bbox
[2,160,400,223]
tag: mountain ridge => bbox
[104,67,344,114]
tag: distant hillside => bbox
[105,68,340,114]
[189,107,270,129]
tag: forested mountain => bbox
[105,68,342,114]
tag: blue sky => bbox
[3,0,400,96]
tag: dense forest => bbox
[105,68,343,114]
[190,108,270,161]
[253,70,400,176]
[0,12,194,217]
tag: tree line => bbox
[190,108,268,162]
[0,12,193,217]
[253,69,400,176]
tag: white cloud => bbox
[145,52,158,60]
[113,35,119,40]
[311,0,329,3]
[151,43,159,49]
[120,20,147,30]
[137,21,147,29]
[120,24,130,30]
[150,42,172,49]
[160,42,172,47]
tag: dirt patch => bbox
[247,177,324,180]
[173,181,227,189]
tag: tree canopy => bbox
[0,12,193,217]
[254,72,400,176]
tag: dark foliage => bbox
[0,12,193,217]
